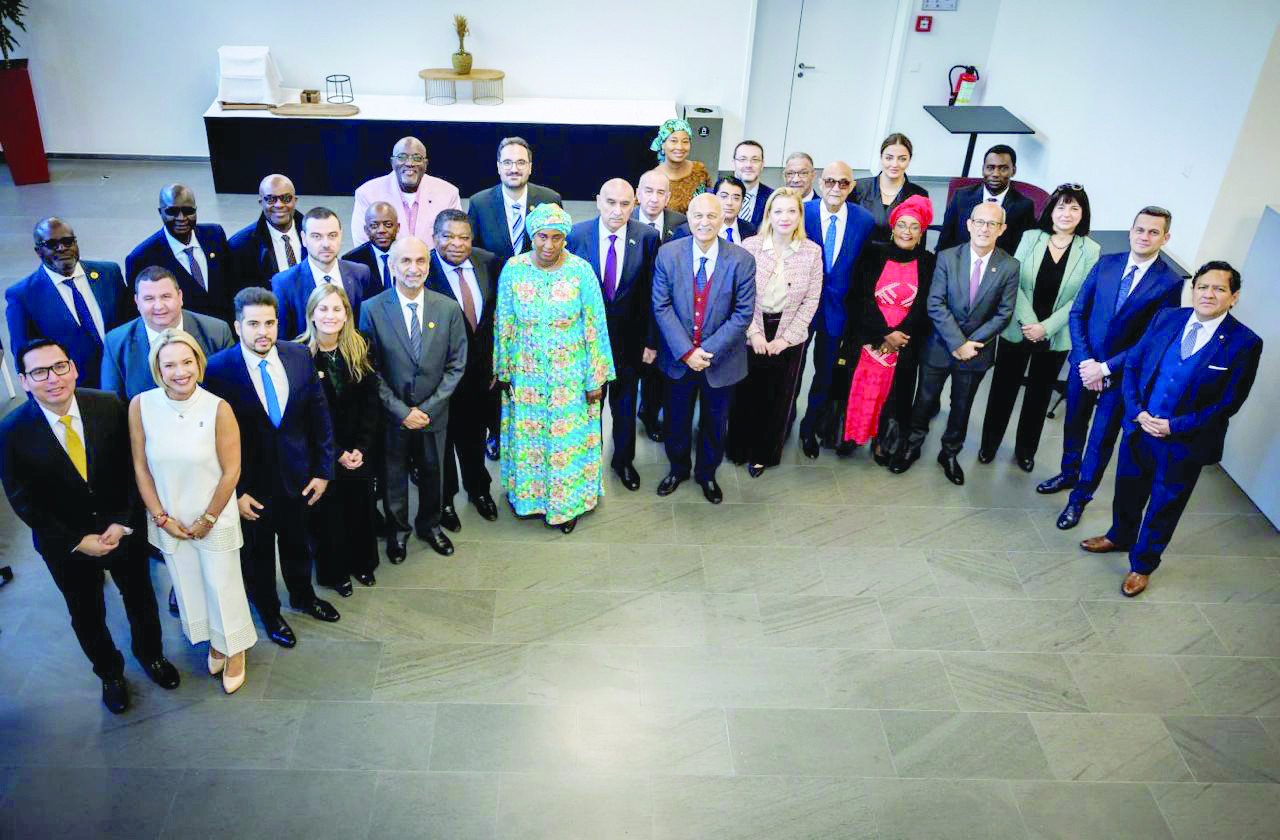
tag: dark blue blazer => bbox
[1068,252,1184,375]
[1122,308,1262,466]
[270,259,375,342]
[566,218,661,371]
[99,311,235,400]
[124,225,234,324]
[228,212,306,290]
[744,183,774,228]
[203,341,335,499]
[4,261,130,389]
[630,207,686,242]
[803,199,876,336]
[936,184,1036,255]
[343,241,393,292]
[465,183,562,266]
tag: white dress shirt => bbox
[308,257,343,290]
[1182,311,1226,357]
[691,236,720,279]
[38,396,85,457]
[42,263,106,338]
[739,186,760,221]
[598,219,628,278]
[241,344,289,416]
[982,187,1008,207]
[395,286,427,336]
[165,228,208,286]
[503,187,529,245]
[267,222,301,272]
[819,203,849,265]
[1099,253,1160,376]
[371,244,393,288]
[721,219,746,244]
[437,254,484,320]
[144,315,184,348]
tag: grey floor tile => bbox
[473,541,613,591]
[880,710,1052,780]
[1163,715,1280,783]
[497,774,652,840]
[1011,780,1174,840]
[0,766,180,840]
[372,641,526,703]
[574,705,734,774]
[1150,782,1280,840]
[364,588,496,643]
[1010,551,1129,601]
[523,644,641,705]
[927,549,1028,598]
[639,646,829,708]
[263,640,382,701]
[898,506,1047,551]
[606,544,706,592]
[756,594,894,648]
[819,546,940,598]
[286,588,379,642]
[971,599,1104,653]
[290,701,436,770]
[823,649,958,710]
[1063,653,1203,714]
[868,778,1028,840]
[1082,601,1228,655]
[772,504,899,547]
[430,703,581,772]
[571,500,679,545]
[492,590,698,646]
[1176,656,1280,716]
[943,652,1088,712]
[1030,712,1193,781]
[880,597,985,650]
[674,502,775,546]
[700,592,767,647]
[651,775,877,840]
[701,544,826,594]
[1198,603,1280,656]
[369,771,499,840]
[1262,716,1280,746]
[1166,514,1280,557]
[1144,555,1280,604]
[726,707,895,777]
[0,694,110,767]
[736,464,846,505]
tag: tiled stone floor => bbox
[1,161,1278,838]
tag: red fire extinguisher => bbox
[948,65,979,106]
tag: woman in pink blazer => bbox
[727,188,824,476]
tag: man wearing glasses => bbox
[228,173,306,290]
[125,184,234,323]
[784,152,818,203]
[731,140,772,228]
[467,136,563,270]
[7,217,131,389]
[351,136,462,250]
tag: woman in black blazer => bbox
[298,284,380,594]
[852,133,930,245]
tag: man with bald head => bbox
[351,136,461,250]
[6,217,131,389]
[567,178,661,490]
[125,184,233,323]
[343,201,400,291]
[359,236,468,560]
[228,173,306,290]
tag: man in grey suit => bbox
[359,237,467,561]
[891,201,1019,485]
[101,266,235,400]
[652,193,756,504]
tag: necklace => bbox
[163,388,200,420]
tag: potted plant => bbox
[452,14,472,75]
[0,0,49,185]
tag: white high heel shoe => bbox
[208,649,226,676]
[222,651,246,695]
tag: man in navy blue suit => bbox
[227,173,306,291]
[204,287,339,648]
[799,161,875,457]
[652,193,756,504]
[936,145,1036,255]
[6,218,131,389]
[125,184,234,324]
[270,207,374,340]
[343,201,400,293]
[567,178,661,492]
[1081,262,1262,597]
[466,136,563,271]
[670,177,757,244]
[732,140,772,229]
[1039,207,1184,530]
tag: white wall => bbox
[21,0,757,169]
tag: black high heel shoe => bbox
[558,517,578,534]
[746,464,766,478]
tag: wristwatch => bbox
[201,513,218,526]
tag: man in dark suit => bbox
[359,236,468,561]
[633,168,687,441]
[101,266,235,400]
[671,177,757,244]
[937,145,1036,255]
[6,217,131,389]
[653,193,756,504]
[270,207,374,340]
[425,210,500,529]
[125,184,234,324]
[1080,262,1262,597]
[732,140,773,229]
[228,173,306,290]
[467,136,563,270]
[0,339,178,713]
[204,287,340,648]
[799,161,876,457]
[891,201,1019,484]
[343,201,400,293]
[1039,207,1184,530]
[567,178,662,491]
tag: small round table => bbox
[418,69,505,106]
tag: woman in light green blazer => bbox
[980,184,1100,471]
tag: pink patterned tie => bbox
[402,197,419,237]
[969,255,983,306]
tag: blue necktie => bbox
[695,256,709,294]
[62,278,103,348]
[725,228,734,243]
[380,253,391,289]
[407,302,422,359]
[258,359,282,427]
[1181,321,1202,360]
[510,203,524,251]
[1115,265,1139,310]
[824,214,838,273]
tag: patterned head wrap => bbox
[650,118,694,162]
[888,194,934,231]
[524,202,572,238]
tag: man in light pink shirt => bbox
[351,136,461,249]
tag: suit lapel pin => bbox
[628,239,636,246]
[88,271,100,280]
[209,252,216,259]
[318,371,326,379]
[428,321,436,329]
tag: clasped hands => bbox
[749,334,789,356]
[685,347,714,371]
[1078,359,1107,392]
[1135,410,1172,438]
[74,523,129,556]
[951,339,984,362]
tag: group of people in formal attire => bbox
[0,123,1263,714]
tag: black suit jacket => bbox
[315,350,380,481]
[343,241,394,292]
[228,211,306,290]
[0,389,140,559]
[426,247,499,388]
[125,225,235,324]
[937,184,1036,255]
[844,244,937,351]
[466,183,563,266]
[631,208,687,242]
[566,218,661,372]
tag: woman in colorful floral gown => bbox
[494,203,615,533]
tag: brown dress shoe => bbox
[1080,536,1122,553]
[1121,572,1149,597]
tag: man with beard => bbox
[351,136,461,250]
[271,207,374,339]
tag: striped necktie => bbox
[510,203,524,251]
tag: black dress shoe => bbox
[1036,472,1077,494]
[872,445,893,467]
[168,587,179,617]
[640,417,664,442]
[888,448,921,474]
[101,677,129,714]
[355,572,376,587]
[140,657,181,689]
[296,598,341,623]
[264,617,297,648]
[977,448,995,464]
[333,580,354,598]
[558,517,578,534]
[440,505,462,533]
[835,441,858,458]
[656,473,685,496]
[1016,455,1035,473]
[937,452,965,486]
[800,435,820,460]
[424,527,455,556]
[615,464,641,492]
[699,479,724,504]
[1056,500,1087,530]
[472,493,499,521]
[387,534,409,564]
[485,435,500,461]
[746,463,766,478]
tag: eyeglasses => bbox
[734,156,764,165]
[892,220,921,232]
[23,360,72,381]
[970,219,1002,229]
[37,236,78,250]
[161,206,197,218]
[499,159,530,170]
[392,153,426,164]
[261,193,295,205]
[822,178,853,190]
[1056,183,1084,191]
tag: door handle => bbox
[798,63,816,69]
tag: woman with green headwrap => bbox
[652,118,711,214]
[493,203,616,533]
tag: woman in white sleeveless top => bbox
[128,329,256,693]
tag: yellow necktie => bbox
[60,415,87,481]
